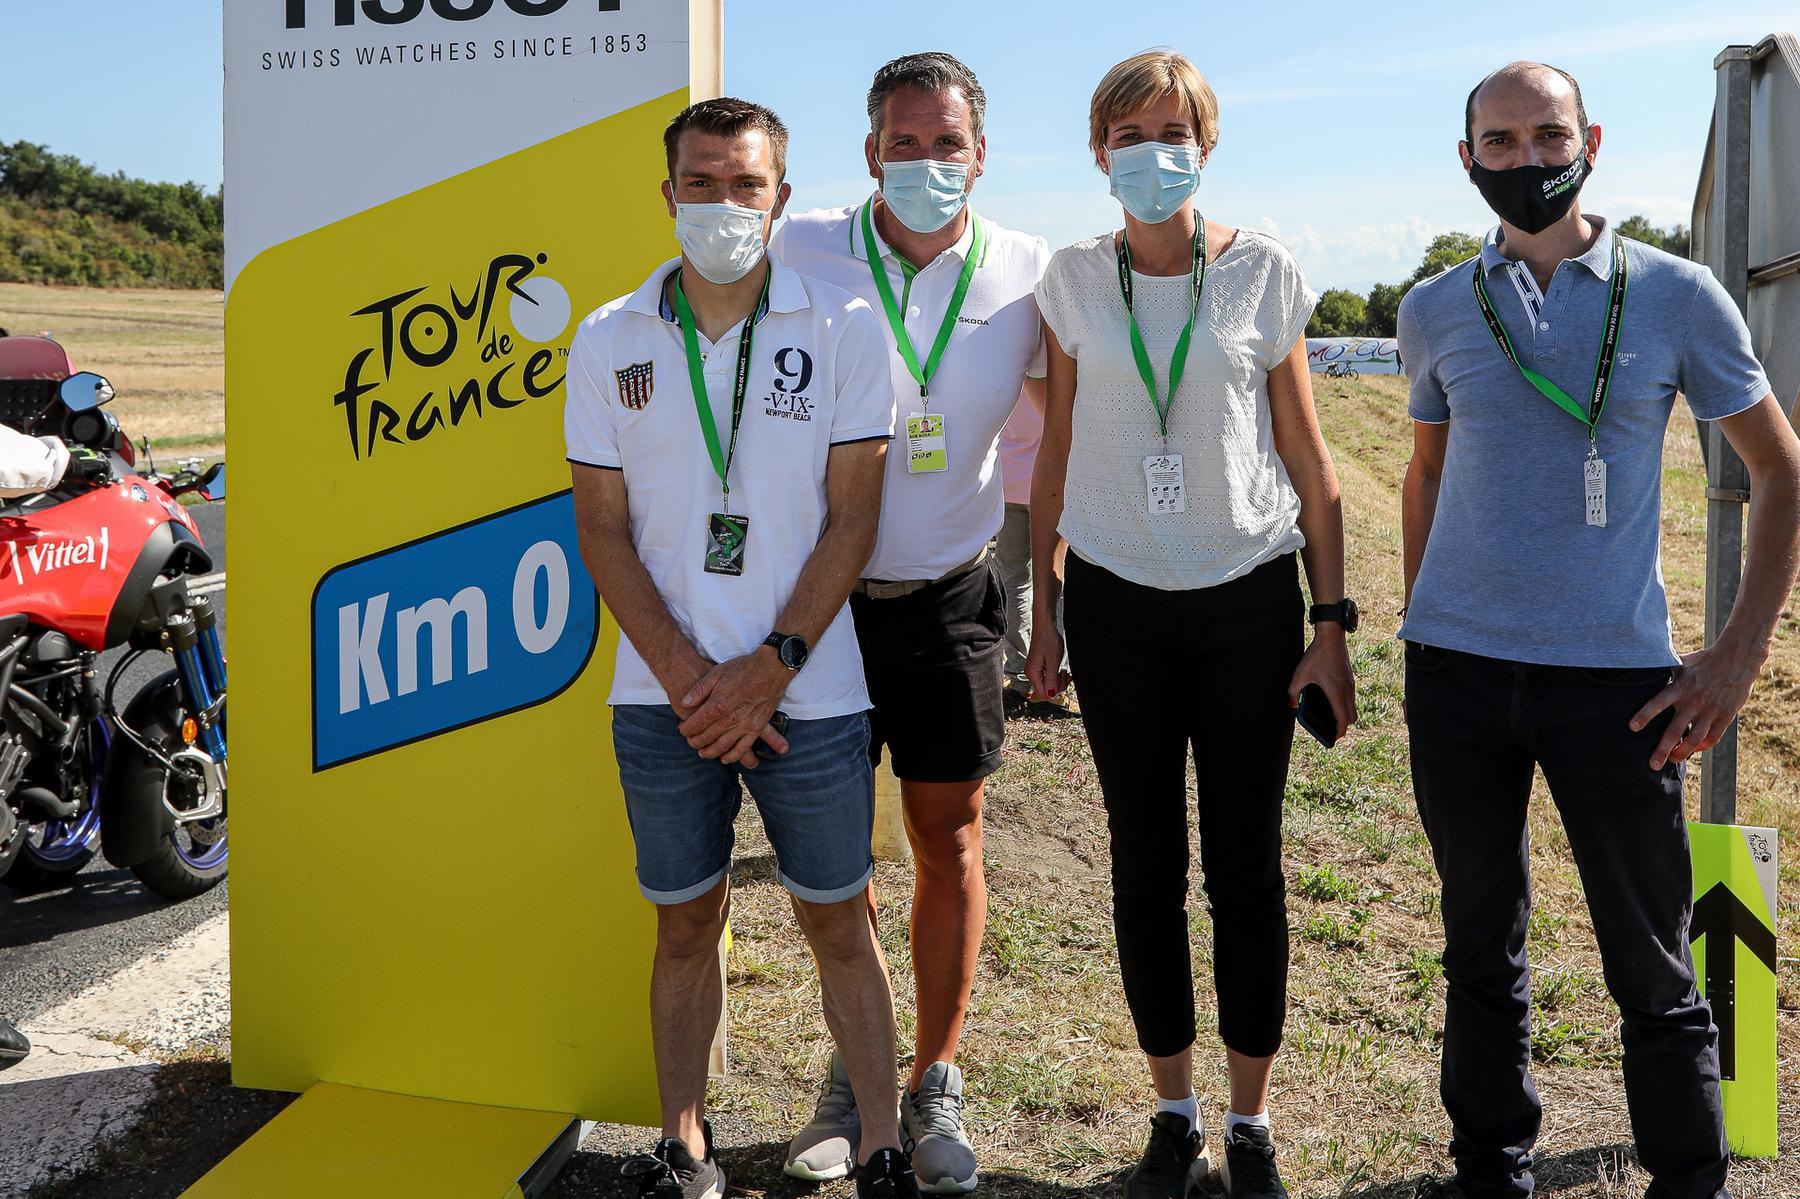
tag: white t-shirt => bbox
[564,257,897,718]
[1035,229,1315,590]
[771,202,1049,580]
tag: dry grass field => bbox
[10,282,1794,1197]
[0,282,223,460]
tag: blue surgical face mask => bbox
[673,202,769,284]
[1106,141,1203,225]
[879,158,972,234]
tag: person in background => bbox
[1398,61,1800,1199]
[770,51,1049,1194]
[994,390,1072,718]
[566,97,918,1199]
[1028,49,1357,1199]
[0,374,92,1074]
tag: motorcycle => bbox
[0,336,227,900]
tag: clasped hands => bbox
[662,645,791,769]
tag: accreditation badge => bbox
[704,513,750,576]
[1144,453,1186,514]
[906,412,948,474]
[1584,455,1607,527]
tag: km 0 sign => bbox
[284,0,621,27]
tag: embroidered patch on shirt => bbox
[615,360,654,410]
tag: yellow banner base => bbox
[183,1083,579,1199]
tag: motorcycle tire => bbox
[108,670,227,902]
[0,719,108,892]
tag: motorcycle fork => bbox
[163,612,226,764]
[190,595,226,738]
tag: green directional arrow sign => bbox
[1689,822,1778,1158]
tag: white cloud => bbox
[1259,216,1456,290]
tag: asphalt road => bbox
[0,499,228,1024]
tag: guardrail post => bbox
[1699,46,1754,825]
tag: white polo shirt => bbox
[565,257,896,719]
[771,202,1049,581]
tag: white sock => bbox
[1226,1109,1270,1139]
[1155,1093,1199,1133]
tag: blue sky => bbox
[0,3,1790,290]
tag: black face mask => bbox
[1467,149,1592,235]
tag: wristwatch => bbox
[762,631,810,671]
[1309,598,1360,633]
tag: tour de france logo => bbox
[332,251,573,460]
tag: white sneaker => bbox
[783,1051,859,1181]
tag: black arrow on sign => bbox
[1689,883,1778,1081]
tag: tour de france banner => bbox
[1305,337,1402,375]
[224,0,696,1124]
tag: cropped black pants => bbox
[1063,550,1303,1059]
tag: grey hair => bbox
[866,51,987,142]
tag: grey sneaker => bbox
[901,1061,978,1194]
[785,1051,860,1181]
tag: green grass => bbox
[1297,863,1360,902]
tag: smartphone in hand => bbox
[1295,683,1339,749]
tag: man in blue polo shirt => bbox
[1398,62,1800,1199]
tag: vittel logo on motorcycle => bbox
[310,492,597,769]
[284,0,620,28]
[334,252,572,461]
[5,530,110,582]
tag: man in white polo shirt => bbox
[770,51,1048,1194]
[566,98,918,1199]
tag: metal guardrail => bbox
[1690,33,1799,823]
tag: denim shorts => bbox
[611,704,875,906]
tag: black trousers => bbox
[1063,550,1302,1059]
[1405,642,1728,1199]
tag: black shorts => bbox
[849,558,1007,783]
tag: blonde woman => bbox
[1027,51,1357,1199]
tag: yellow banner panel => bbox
[226,92,688,1125]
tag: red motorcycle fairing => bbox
[0,337,74,382]
[0,479,205,650]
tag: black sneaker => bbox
[0,1016,29,1069]
[1221,1125,1287,1199]
[856,1146,920,1198]
[1002,683,1029,720]
[620,1124,726,1198]
[1126,1112,1205,1199]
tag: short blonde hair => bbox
[1088,50,1220,165]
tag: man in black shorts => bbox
[769,52,1049,1192]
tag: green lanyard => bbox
[1115,221,1206,444]
[859,199,985,404]
[671,268,770,514]
[1472,234,1628,448]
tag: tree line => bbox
[0,142,223,289]
[1307,217,1691,339]
[0,140,1697,307]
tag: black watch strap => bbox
[1309,599,1359,633]
[762,630,808,670]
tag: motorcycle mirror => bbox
[59,372,115,413]
[199,463,225,502]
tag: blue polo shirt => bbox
[1397,217,1770,667]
